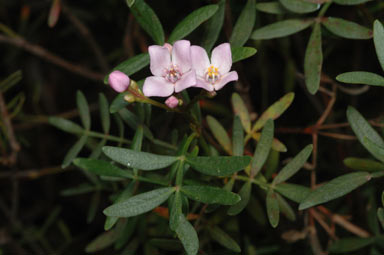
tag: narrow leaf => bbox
[48,117,83,134]
[85,229,118,253]
[275,183,310,203]
[230,0,256,47]
[374,20,384,72]
[99,93,110,133]
[48,0,61,28]
[0,70,22,93]
[333,0,372,5]
[252,92,295,132]
[299,172,372,210]
[175,214,199,255]
[103,187,175,217]
[209,226,241,252]
[251,119,274,176]
[336,71,384,86]
[231,93,251,133]
[76,91,91,130]
[102,146,178,170]
[344,157,384,172]
[74,158,132,178]
[186,155,251,176]
[256,2,287,14]
[364,137,384,163]
[322,17,372,39]
[347,106,384,161]
[378,208,384,229]
[329,237,376,253]
[232,116,244,156]
[276,193,296,221]
[273,144,313,185]
[126,0,135,7]
[227,181,252,215]
[62,136,87,168]
[130,0,164,45]
[104,53,149,84]
[231,46,257,63]
[181,185,240,205]
[252,133,287,152]
[251,19,314,40]
[201,0,226,52]
[304,23,322,94]
[207,115,231,154]
[266,189,280,228]
[279,0,320,13]
[170,191,182,231]
[168,5,218,43]
[109,92,130,113]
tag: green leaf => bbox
[344,157,384,172]
[274,183,311,203]
[175,214,199,255]
[48,117,83,134]
[85,229,119,253]
[76,91,91,130]
[208,226,241,252]
[276,193,295,221]
[304,23,322,94]
[364,137,384,163]
[186,155,251,176]
[109,92,130,113]
[336,71,384,86]
[62,136,87,168]
[279,0,320,13]
[201,0,226,52]
[47,0,61,28]
[103,187,175,217]
[102,146,178,170]
[60,183,96,196]
[256,2,287,14]
[104,53,149,84]
[227,181,252,215]
[168,5,218,43]
[333,0,372,5]
[252,92,295,132]
[126,0,135,7]
[99,93,110,133]
[231,46,257,63]
[252,133,287,152]
[0,70,22,93]
[87,191,100,223]
[251,19,314,40]
[74,158,132,178]
[230,0,256,47]
[272,144,313,185]
[322,17,372,40]
[374,20,384,72]
[299,172,372,210]
[207,115,231,154]
[169,191,182,231]
[130,0,164,45]
[251,119,274,176]
[181,185,240,205]
[231,93,251,133]
[329,237,376,253]
[266,189,280,228]
[347,106,384,161]
[232,116,244,156]
[114,218,138,250]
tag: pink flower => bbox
[165,96,179,108]
[191,43,238,92]
[108,70,130,92]
[143,40,196,97]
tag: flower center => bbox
[205,65,220,84]
[165,65,182,84]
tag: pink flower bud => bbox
[108,70,130,92]
[165,96,179,108]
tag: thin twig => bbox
[0,34,104,81]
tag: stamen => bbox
[205,65,220,84]
[165,65,182,84]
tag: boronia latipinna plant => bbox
[44,0,384,254]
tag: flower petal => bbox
[213,71,238,91]
[149,45,171,76]
[194,78,214,92]
[174,70,196,93]
[172,40,192,74]
[211,43,232,74]
[143,76,174,97]
[191,45,210,77]
[165,96,179,108]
